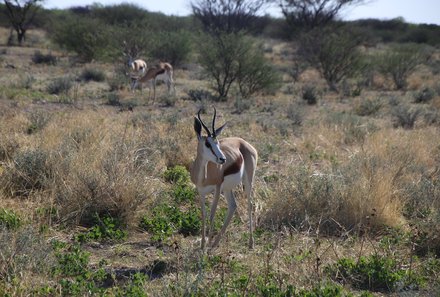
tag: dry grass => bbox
[0,28,440,295]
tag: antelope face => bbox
[194,108,227,165]
[200,135,226,165]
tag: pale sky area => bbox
[43,0,440,25]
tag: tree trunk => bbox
[17,28,26,45]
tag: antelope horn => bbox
[197,109,211,136]
[212,107,217,136]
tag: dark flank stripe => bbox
[156,68,166,75]
[224,154,243,177]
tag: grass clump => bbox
[32,50,57,65]
[79,67,106,82]
[392,105,421,129]
[0,208,22,229]
[354,98,383,116]
[46,76,73,95]
[413,87,436,103]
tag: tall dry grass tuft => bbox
[262,127,436,235]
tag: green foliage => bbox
[377,43,429,90]
[51,16,112,62]
[149,30,192,66]
[186,88,214,102]
[75,214,127,243]
[54,245,90,276]
[140,204,180,242]
[31,50,57,65]
[326,255,406,292]
[26,109,52,134]
[0,208,21,229]
[298,27,365,91]
[164,165,191,185]
[79,67,106,82]
[198,32,277,99]
[46,76,73,95]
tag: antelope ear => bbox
[214,122,227,136]
[194,117,202,140]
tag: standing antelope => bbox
[128,58,147,76]
[191,108,258,250]
[130,62,176,102]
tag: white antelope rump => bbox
[190,108,258,250]
[128,58,147,76]
[130,62,176,102]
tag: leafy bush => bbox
[377,43,429,90]
[298,27,365,91]
[198,32,278,99]
[0,208,22,229]
[326,255,407,292]
[31,50,57,65]
[75,214,127,243]
[51,16,112,62]
[46,76,73,95]
[149,30,192,66]
[79,68,106,82]
[164,165,191,185]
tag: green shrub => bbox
[79,68,106,82]
[392,105,421,129]
[75,214,127,243]
[0,208,22,229]
[163,165,190,185]
[326,255,407,292]
[26,110,52,134]
[186,89,214,102]
[46,76,73,95]
[198,32,277,100]
[298,27,365,91]
[354,98,383,116]
[51,16,112,62]
[149,30,192,66]
[140,204,179,242]
[31,50,57,65]
[377,43,429,90]
[413,87,436,103]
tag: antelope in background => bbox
[130,62,176,102]
[191,108,258,251]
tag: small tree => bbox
[278,0,365,35]
[191,0,267,35]
[198,32,278,100]
[3,0,43,45]
[298,26,365,91]
[377,43,430,90]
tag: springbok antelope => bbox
[128,58,147,76]
[191,108,258,250]
[130,62,176,102]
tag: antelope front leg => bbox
[210,190,237,248]
[208,186,221,245]
[199,193,207,251]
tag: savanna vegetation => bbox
[1,0,440,296]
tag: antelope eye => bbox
[205,141,211,148]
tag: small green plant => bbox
[79,68,106,82]
[326,254,406,292]
[0,208,22,229]
[75,214,127,243]
[46,76,73,95]
[140,204,178,242]
[54,245,90,277]
[106,93,121,106]
[26,110,52,134]
[186,88,214,102]
[163,165,190,185]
